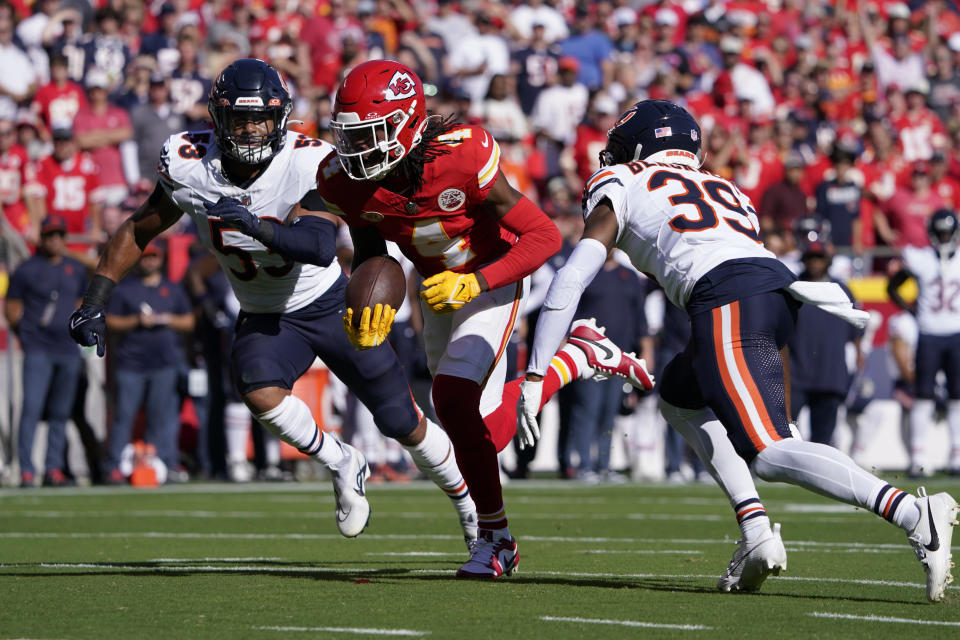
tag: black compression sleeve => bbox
[255,216,337,267]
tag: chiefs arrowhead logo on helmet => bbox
[385,71,417,101]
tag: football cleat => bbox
[567,318,655,390]
[718,522,787,592]
[331,443,371,538]
[907,488,959,602]
[456,530,519,579]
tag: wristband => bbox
[82,274,116,307]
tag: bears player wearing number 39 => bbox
[66,58,483,546]
[525,99,958,601]
[317,60,654,578]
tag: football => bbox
[345,255,406,326]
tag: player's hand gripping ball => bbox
[343,256,406,349]
[420,271,481,314]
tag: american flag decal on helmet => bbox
[654,127,672,138]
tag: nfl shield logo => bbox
[691,130,699,141]
[240,195,252,206]
[654,127,672,138]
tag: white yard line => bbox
[149,557,282,562]
[0,531,923,550]
[258,625,428,636]
[809,613,960,627]
[3,561,955,593]
[541,616,711,631]
[580,550,704,555]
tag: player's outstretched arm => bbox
[516,202,619,448]
[203,196,339,267]
[69,183,183,356]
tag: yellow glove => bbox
[420,271,481,314]
[343,303,396,350]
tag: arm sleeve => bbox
[256,215,338,267]
[478,195,561,290]
[527,237,608,375]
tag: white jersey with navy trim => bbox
[158,129,339,313]
[902,244,960,336]
[581,161,773,309]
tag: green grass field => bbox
[2,477,960,639]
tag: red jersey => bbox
[316,125,508,278]
[32,81,87,130]
[892,110,947,162]
[26,152,102,236]
[571,123,607,185]
[0,144,29,233]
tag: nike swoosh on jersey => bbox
[480,132,489,147]
[925,505,941,552]
[573,336,614,360]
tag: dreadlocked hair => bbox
[394,113,460,192]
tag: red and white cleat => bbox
[568,318,655,390]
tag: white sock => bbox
[403,419,476,528]
[264,434,281,468]
[751,438,919,531]
[225,402,251,464]
[909,399,935,471]
[948,400,960,468]
[660,400,772,542]
[256,395,345,467]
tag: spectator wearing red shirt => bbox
[302,0,364,94]
[24,127,103,257]
[759,150,808,236]
[931,150,960,210]
[567,93,618,191]
[72,69,132,207]
[878,161,946,248]
[31,53,86,132]
[0,115,31,236]
[892,82,948,162]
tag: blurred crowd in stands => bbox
[1,0,959,487]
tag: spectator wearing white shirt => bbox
[0,9,37,121]
[718,36,774,118]
[510,0,568,45]
[530,56,588,179]
[468,74,529,143]
[448,12,510,106]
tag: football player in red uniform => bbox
[317,60,653,578]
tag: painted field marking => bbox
[0,531,927,551]
[541,616,711,631]
[365,552,463,557]
[258,625,428,636]
[809,613,960,627]
[3,561,956,594]
[149,557,282,562]
[580,550,704,555]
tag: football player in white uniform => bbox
[888,209,960,476]
[520,99,959,601]
[68,59,479,545]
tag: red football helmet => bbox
[331,60,428,180]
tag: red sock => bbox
[432,374,506,525]
[484,367,566,452]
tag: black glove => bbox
[204,196,261,238]
[69,305,107,357]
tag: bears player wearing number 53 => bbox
[317,60,654,578]
[66,58,482,545]
[524,99,959,601]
